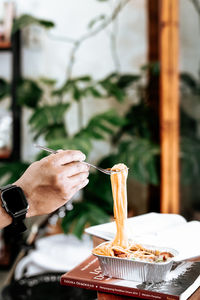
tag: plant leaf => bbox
[45,124,67,142]
[117,74,140,89]
[52,80,73,96]
[62,203,85,234]
[115,137,160,185]
[77,109,126,142]
[0,78,10,100]
[86,86,102,98]
[29,103,70,140]
[180,136,200,184]
[12,14,54,34]
[72,84,81,101]
[61,202,110,238]
[83,171,114,214]
[180,73,198,91]
[99,79,125,102]
[74,76,92,82]
[17,79,43,108]
[88,15,106,28]
[141,62,160,75]
[39,77,57,86]
[0,161,29,185]
[72,213,89,238]
[47,136,92,156]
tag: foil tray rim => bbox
[93,242,179,265]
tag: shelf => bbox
[0,30,21,162]
[0,148,12,159]
[0,40,12,51]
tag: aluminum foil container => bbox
[93,243,179,283]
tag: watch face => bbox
[2,186,28,214]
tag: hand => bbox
[14,150,89,217]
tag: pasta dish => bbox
[92,163,173,263]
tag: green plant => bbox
[0,78,10,99]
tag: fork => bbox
[34,144,121,175]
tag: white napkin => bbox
[15,234,93,280]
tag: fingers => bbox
[64,178,89,201]
[69,171,89,187]
[59,161,89,177]
[51,150,86,166]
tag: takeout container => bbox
[93,242,179,283]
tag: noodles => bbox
[92,162,174,263]
[93,241,174,263]
[93,163,129,256]
[111,163,128,249]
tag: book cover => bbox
[60,255,200,300]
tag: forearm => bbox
[0,150,89,229]
[0,193,12,229]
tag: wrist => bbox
[14,180,29,213]
[0,191,12,228]
[14,180,34,218]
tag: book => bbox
[85,213,200,262]
[60,255,200,300]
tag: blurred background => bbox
[0,0,200,298]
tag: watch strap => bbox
[12,211,27,225]
[0,184,13,192]
[6,221,27,234]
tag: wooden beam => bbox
[160,0,180,213]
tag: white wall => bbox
[180,0,200,77]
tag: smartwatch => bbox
[0,184,29,233]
